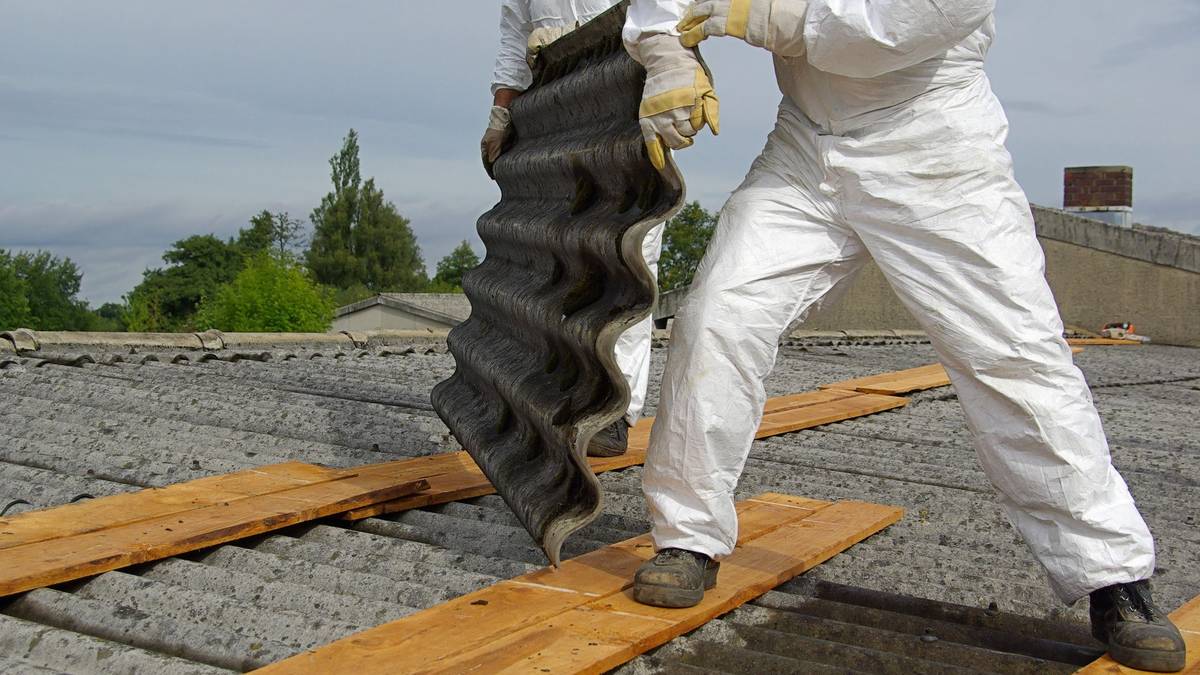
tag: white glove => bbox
[480,105,512,180]
[632,34,720,171]
[678,0,809,57]
[526,25,572,67]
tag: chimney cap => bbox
[1064,165,1133,175]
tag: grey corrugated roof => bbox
[1,338,1197,673]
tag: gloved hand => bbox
[480,105,512,180]
[526,25,571,67]
[677,0,809,57]
[634,34,720,171]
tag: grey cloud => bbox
[1000,99,1089,117]
[1099,8,1200,68]
[87,126,271,150]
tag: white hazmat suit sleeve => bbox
[624,0,690,56]
[804,0,994,78]
[492,1,535,94]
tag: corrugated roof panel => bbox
[0,341,1195,673]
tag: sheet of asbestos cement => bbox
[431,1,685,566]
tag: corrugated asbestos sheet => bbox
[1,339,1197,673]
[432,1,685,565]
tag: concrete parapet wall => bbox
[1034,206,1200,273]
[1041,238,1199,347]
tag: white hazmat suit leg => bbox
[616,222,666,425]
[645,107,869,557]
[643,86,1155,603]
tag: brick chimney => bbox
[1063,165,1133,226]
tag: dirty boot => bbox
[586,420,628,457]
[633,548,719,608]
[1090,580,1186,672]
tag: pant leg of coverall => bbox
[643,111,868,557]
[835,84,1155,604]
[615,222,666,425]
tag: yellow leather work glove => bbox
[634,34,720,171]
[678,0,809,57]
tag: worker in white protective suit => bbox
[622,1,1185,670]
[485,0,666,457]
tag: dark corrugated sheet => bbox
[433,1,684,566]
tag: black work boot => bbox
[633,548,719,608]
[1090,580,1186,672]
[586,420,628,457]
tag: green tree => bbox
[270,211,307,257]
[659,201,717,291]
[126,212,307,332]
[196,253,335,332]
[126,234,244,331]
[9,251,93,330]
[332,283,375,308]
[0,251,33,329]
[306,129,427,291]
[430,240,479,291]
[236,211,276,255]
[90,302,128,332]
[242,210,307,258]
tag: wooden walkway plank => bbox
[761,388,865,414]
[1066,338,1143,346]
[255,493,900,675]
[261,498,830,674]
[755,392,907,439]
[820,363,952,396]
[343,390,902,521]
[0,461,349,551]
[0,473,428,597]
[1074,594,1200,674]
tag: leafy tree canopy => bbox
[306,129,428,292]
[196,253,335,333]
[126,213,305,332]
[0,250,93,330]
[431,240,479,291]
[0,250,33,329]
[90,302,128,332]
[659,201,717,292]
[332,283,375,309]
[243,210,308,258]
[126,234,243,332]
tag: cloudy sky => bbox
[2,1,1198,305]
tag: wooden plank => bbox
[305,498,833,674]
[1074,594,1200,674]
[255,494,900,675]
[1066,338,1143,346]
[0,474,429,597]
[761,388,864,414]
[755,392,907,439]
[0,462,349,551]
[344,391,905,521]
[820,363,951,395]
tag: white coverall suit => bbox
[493,0,664,426]
[625,0,1156,603]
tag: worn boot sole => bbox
[1092,623,1187,673]
[632,565,719,609]
[1106,642,1186,673]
